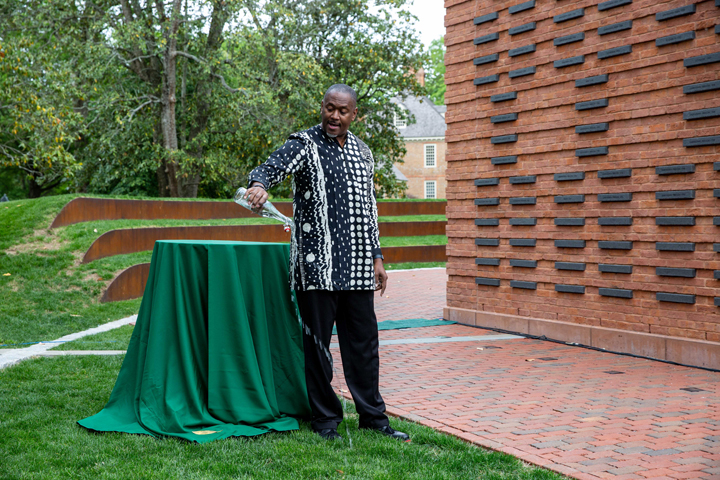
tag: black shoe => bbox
[315,428,342,440]
[362,425,410,442]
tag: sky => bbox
[405,0,446,48]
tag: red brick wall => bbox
[445,0,720,342]
[396,141,448,199]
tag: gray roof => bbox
[395,96,447,139]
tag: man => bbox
[244,84,409,442]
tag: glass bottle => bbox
[233,187,294,233]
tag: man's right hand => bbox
[245,183,268,211]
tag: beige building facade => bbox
[393,95,448,199]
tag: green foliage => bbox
[425,37,446,106]
[0,0,425,199]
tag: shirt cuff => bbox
[372,248,383,259]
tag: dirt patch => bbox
[6,228,64,255]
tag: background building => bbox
[444,0,720,368]
[394,95,448,199]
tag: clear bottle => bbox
[233,187,294,233]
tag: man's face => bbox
[321,91,357,138]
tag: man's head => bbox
[321,84,358,139]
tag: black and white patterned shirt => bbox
[248,124,382,292]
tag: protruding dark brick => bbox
[576,123,609,134]
[510,280,537,289]
[684,53,720,68]
[491,113,518,123]
[656,164,695,175]
[555,195,585,203]
[491,155,518,164]
[555,55,585,68]
[475,198,500,206]
[509,175,536,184]
[491,135,518,144]
[655,190,695,200]
[599,264,633,274]
[599,241,633,250]
[656,267,696,278]
[510,259,537,267]
[598,45,632,59]
[475,218,500,226]
[555,262,586,271]
[509,218,537,225]
[598,217,632,225]
[476,258,501,266]
[576,147,609,157]
[598,168,631,178]
[656,31,695,47]
[509,0,535,14]
[555,218,585,226]
[509,44,536,57]
[476,238,500,246]
[491,92,517,102]
[656,4,695,21]
[509,66,536,78]
[476,277,501,286]
[475,178,500,186]
[684,135,720,147]
[475,74,500,86]
[509,196,536,205]
[576,98,609,110]
[715,270,720,280]
[656,292,695,304]
[555,240,586,248]
[684,108,720,121]
[474,32,500,45]
[554,32,585,46]
[509,22,536,35]
[576,74,609,87]
[474,12,499,25]
[714,217,720,226]
[683,80,720,94]
[599,288,633,299]
[554,8,584,23]
[509,238,536,246]
[656,242,695,251]
[474,53,500,65]
[598,0,632,11]
[656,217,695,226]
[598,193,632,202]
[598,20,632,35]
[556,284,585,294]
[555,172,585,181]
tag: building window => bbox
[424,144,436,167]
[394,111,406,128]
[424,181,437,199]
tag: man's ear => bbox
[352,107,358,121]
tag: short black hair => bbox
[324,84,357,107]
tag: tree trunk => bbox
[159,0,183,197]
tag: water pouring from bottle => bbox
[233,187,294,233]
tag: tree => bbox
[425,36,445,106]
[1,0,425,198]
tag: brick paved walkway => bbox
[334,268,720,480]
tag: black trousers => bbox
[295,290,389,431]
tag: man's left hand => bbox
[374,258,388,296]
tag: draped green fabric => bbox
[78,240,310,443]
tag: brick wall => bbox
[397,141,448,198]
[444,0,720,357]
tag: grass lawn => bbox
[0,355,563,480]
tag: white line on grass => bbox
[0,314,137,370]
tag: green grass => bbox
[0,355,563,480]
[380,235,447,247]
[386,262,445,271]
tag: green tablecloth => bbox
[78,240,310,443]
